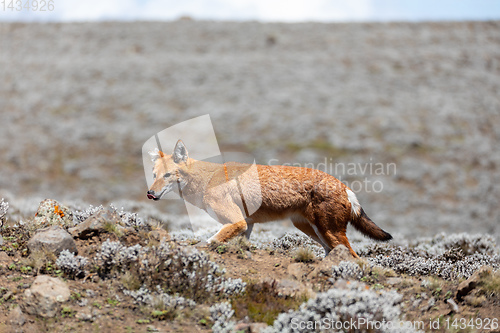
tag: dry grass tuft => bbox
[121,271,141,291]
[294,247,315,263]
[231,280,307,325]
[478,269,500,297]
[27,249,57,273]
[209,236,256,255]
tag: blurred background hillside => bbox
[1,20,499,239]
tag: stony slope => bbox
[0,199,498,332]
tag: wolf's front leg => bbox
[205,197,248,243]
[207,220,248,243]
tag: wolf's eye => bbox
[164,173,171,178]
[153,173,157,179]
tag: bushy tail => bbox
[351,208,392,241]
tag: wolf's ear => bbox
[173,140,188,163]
[148,148,164,162]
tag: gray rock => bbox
[75,307,94,322]
[149,228,170,242]
[68,210,120,239]
[3,290,13,301]
[386,277,403,286]
[278,278,301,293]
[426,297,436,311]
[249,322,269,333]
[309,245,355,278]
[326,245,353,262]
[77,298,88,307]
[23,275,71,318]
[234,322,269,333]
[0,251,9,264]
[446,298,459,313]
[287,263,307,280]
[85,289,96,298]
[27,225,77,256]
[277,278,316,298]
[33,199,73,230]
[8,306,25,326]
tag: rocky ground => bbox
[0,198,498,332]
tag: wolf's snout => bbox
[147,190,156,200]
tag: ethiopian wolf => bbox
[147,140,392,257]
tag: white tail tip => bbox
[346,189,361,217]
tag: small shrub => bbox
[73,205,103,224]
[151,309,176,321]
[272,232,324,257]
[94,239,123,274]
[109,204,144,229]
[94,239,145,276]
[331,261,362,280]
[20,265,32,274]
[216,244,227,254]
[74,204,145,229]
[124,286,195,321]
[210,301,235,333]
[61,306,76,318]
[0,198,9,227]
[70,292,82,301]
[262,281,417,333]
[137,242,246,301]
[106,298,119,307]
[56,249,88,279]
[123,286,153,305]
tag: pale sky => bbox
[0,0,499,22]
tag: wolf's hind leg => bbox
[244,223,254,239]
[291,216,330,255]
[319,228,359,258]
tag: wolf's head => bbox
[147,140,189,200]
